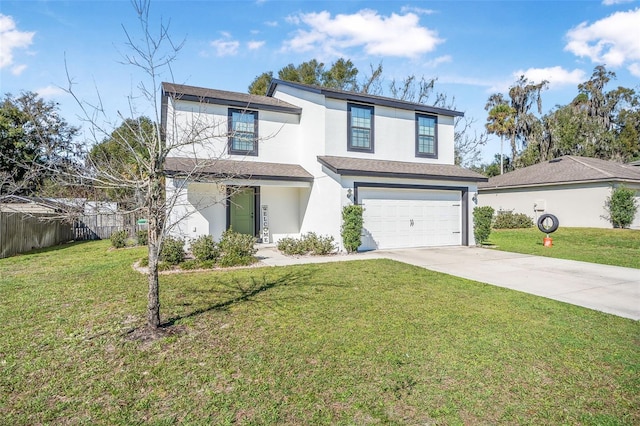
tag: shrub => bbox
[605,185,638,228]
[160,236,185,265]
[218,229,257,267]
[137,230,148,246]
[341,205,364,253]
[305,232,336,255]
[110,230,128,249]
[473,206,494,245]
[493,210,534,229]
[277,236,308,256]
[277,232,336,256]
[190,235,219,261]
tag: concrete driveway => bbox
[257,246,640,321]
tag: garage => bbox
[359,187,462,250]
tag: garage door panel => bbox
[360,188,461,250]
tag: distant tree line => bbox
[483,65,639,176]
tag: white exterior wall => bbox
[272,85,344,245]
[166,98,301,163]
[478,182,640,229]
[166,179,228,243]
[260,186,304,242]
[321,99,455,164]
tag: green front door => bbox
[230,188,255,236]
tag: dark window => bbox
[228,109,258,156]
[348,104,374,152]
[416,114,437,158]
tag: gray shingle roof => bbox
[479,156,640,190]
[267,79,464,118]
[162,82,302,114]
[164,157,313,182]
[317,156,487,182]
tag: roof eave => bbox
[268,79,464,117]
[317,158,487,183]
[165,169,313,183]
[479,177,640,191]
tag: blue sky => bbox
[1,0,639,163]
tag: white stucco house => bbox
[478,156,640,229]
[161,80,488,251]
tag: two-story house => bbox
[161,80,487,251]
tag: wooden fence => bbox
[1,211,141,258]
[74,212,139,241]
[0,212,75,259]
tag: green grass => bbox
[487,227,640,269]
[1,240,639,425]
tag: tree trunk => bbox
[147,228,160,328]
[146,175,164,328]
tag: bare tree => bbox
[55,0,255,331]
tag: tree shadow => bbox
[161,268,324,328]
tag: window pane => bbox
[230,111,256,152]
[417,115,436,154]
[350,105,372,149]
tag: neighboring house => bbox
[161,80,487,251]
[478,156,640,229]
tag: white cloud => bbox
[36,85,65,98]
[424,55,452,68]
[602,0,634,5]
[283,9,443,58]
[247,40,265,50]
[0,14,35,69]
[11,64,27,76]
[628,62,640,77]
[400,6,435,15]
[565,8,640,74]
[265,20,278,27]
[210,35,240,56]
[513,66,586,89]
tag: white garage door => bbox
[360,188,462,250]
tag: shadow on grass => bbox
[161,268,318,328]
[4,239,96,258]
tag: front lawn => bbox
[1,240,638,424]
[488,227,640,269]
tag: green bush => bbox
[277,232,336,256]
[137,230,148,246]
[190,235,219,261]
[473,206,494,245]
[605,185,638,228]
[110,230,128,249]
[305,232,336,255]
[160,236,185,265]
[493,210,534,229]
[276,236,308,256]
[218,229,257,267]
[341,205,364,253]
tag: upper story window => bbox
[416,114,437,158]
[348,103,374,153]
[228,109,258,156]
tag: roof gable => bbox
[267,79,464,118]
[162,82,302,114]
[479,156,640,190]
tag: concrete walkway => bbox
[256,245,640,321]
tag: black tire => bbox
[537,214,559,233]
